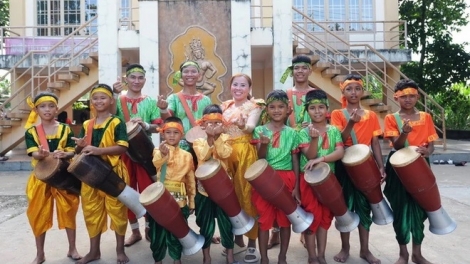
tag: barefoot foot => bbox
[30,256,45,264]
[124,233,142,247]
[76,252,100,264]
[411,254,432,264]
[394,255,408,264]
[308,257,320,264]
[67,249,82,261]
[117,252,129,264]
[318,256,327,264]
[334,248,349,263]
[360,250,381,264]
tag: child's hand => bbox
[292,186,301,204]
[379,167,387,184]
[52,150,68,159]
[416,143,430,157]
[303,157,323,171]
[204,123,216,137]
[72,135,88,148]
[213,122,224,136]
[349,109,362,123]
[308,124,320,138]
[157,95,168,110]
[112,77,124,94]
[234,113,247,130]
[402,119,412,134]
[258,131,270,145]
[81,146,102,156]
[301,121,309,128]
[36,145,50,160]
[159,141,169,156]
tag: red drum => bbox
[244,159,313,233]
[304,162,359,232]
[34,156,81,195]
[195,159,255,235]
[67,154,146,218]
[140,182,204,255]
[126,121,157,179]
[185,126,206,143]
[342,144,383,204]
[390,146,456,235]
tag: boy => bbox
[74,84,130,264]
[113,63,170,245]
[192,104,238,264]
[383,79,438,264]
[298,90,344,264]
[252,90,300,264]
[330,74,384,264]
[24,92,81,264]
[150,116,196,264]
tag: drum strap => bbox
[35,124,50,151]
[119,95,131,122]
[85,119,95,146]
[341,109,358,145]
[393,113,410,147]
[286,89,296,128]
[177,92,197,127]
[159,163,168,183]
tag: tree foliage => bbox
[0,0,8,27]
[431,83,470,129]
[399,0,470,94]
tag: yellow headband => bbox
[126,67,146,76]
[158,122,184,134]
[196,113,225,126]
[24,95,58,129]
[394,88,418,99]
[339,79,363,91]
[91,87,113,98]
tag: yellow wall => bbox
[252,67,273,100]
[9,0,26,35]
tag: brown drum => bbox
[304,162,347,216]
[185,126,206,143]
[342,144,383,204]
[34,156,81,195]
[140,182,204,255]
[126,121,156,179]
[245,159,313,233]
[68,154,146,218]
[195,159,255,235]
[389,146,441,211]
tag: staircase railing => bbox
[292,6,446,149]
[0,16,98,118]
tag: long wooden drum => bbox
[342,144,383,204]
[67,154,146,218]
[34,156,81,195]
[140,182,204,255]
[126,121,157,179]
[195,159,254,235]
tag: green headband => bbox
[172,61,200,85]
[126,67,146,76]
[304,98,329,107]
[279,62,311,84]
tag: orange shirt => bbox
[384,112,438,146]
[330,109,382,147]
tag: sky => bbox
[453,0,470,50]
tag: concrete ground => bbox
[0,164,468,264]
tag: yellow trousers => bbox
[26,175,79,237]
[227,134,259,240]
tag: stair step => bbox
[80,57,98,68]
[310,55,320,64]
[292,40,299,50]
[295,47,310,54]
[370,104,391,113]
[361,90,372,98]
[321,68,341,78]
[57,73,80,82]
[312,62,330,72]
[331,75,347,85]
[362,98,382,106]
[7,112,27,119]
[70,65,90,75]
[89,52,99,61]
[0,126,12,133]
[48,81,70,90]
[434,138,443,145]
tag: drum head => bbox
[185,126,207,143]
[195,159,221,180]
[389,146,420,167]
[67,153,86,173]
[34,156,60,180]
[304,162,331,185]
[139,182,166,205]
[244,159,268,181]
[342,144,371,166]
[126,121,142,139]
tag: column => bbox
[231,0,252,75]
[98,0,122,84]
[272,0,293,90]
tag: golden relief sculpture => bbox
[168,26,227,102]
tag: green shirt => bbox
[167,93,212,134]
[116,95,162,136]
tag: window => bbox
[293,0,374,32]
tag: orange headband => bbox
[394,88,418,99]
[339,79,363,91]
[196,113,224,126]
[157,122,183,134]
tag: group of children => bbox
[25,57,439,264]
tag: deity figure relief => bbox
[179,38,218,95]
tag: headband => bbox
[339,79,364,108]
[257,97,289,125]
[126,67,146,76]
[172,61,200,85]
[394,87,418,99]
[90,87,113,98]
[280,62,312,84]
[24,95,58,129]
[304,98,329,107]
[196,113,225,126]
[157,122,184,134]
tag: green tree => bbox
[399,0,470,94]
[0,0,8,27]
[431,83,470,130]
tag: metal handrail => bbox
[292,6,446,149]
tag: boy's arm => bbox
[292,151,300,203]
[213,133,232,159]
[186,167,197,210]
[152,148,169,169]
[193,138,213,162]
[371,136,386,179]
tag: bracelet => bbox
[160,108,168,113]
[402,130,409,135]
[322,156,326,162]
[144,122,150,131]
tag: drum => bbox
[34,156,81,195]
[304,162,359,232]
[244,159,313,233]
[140,182,204,255]
[342,144,393,225]
[195,159,255,235]
[126,121,157,179]
[185,126,206,143]
[390,146,456,235]
[342,144,383,204]
[67,154,146,219]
